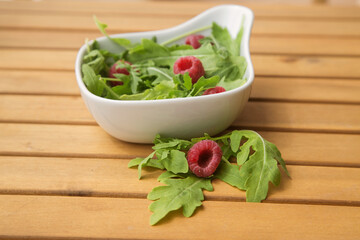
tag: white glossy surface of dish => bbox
[75,5,254,143]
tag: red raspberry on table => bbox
[173,56,205,84]
[109,60,131,86]
[187,140,222,178]
[185,34,204,49]
[203,86,226,95]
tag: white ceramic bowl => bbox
[75,5,254,143]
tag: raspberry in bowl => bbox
[75,5,254,143]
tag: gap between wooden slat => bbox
[1,123,359,167]
[1,13,360,37]
[1,95,359,134]
[0,151,359,168]
[0,190,357,207]
[0,156,359,206]
[1,120,359,135]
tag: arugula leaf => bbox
[157,171,184,182]
[160,150,188,174]
[230,130,289,202]
[188,75,220,96]
[153,135,193,151]
[214,161,245,190]
[128,157,164,169]
[234,23,244,56]
[99,80,120,100]
[93,15,133,49]
[81,64,104,96]
[148,175,213,225]
[127,38,170,63]
[147,67,173,85]
[137,152,156,179]
[217,77,246,91]
[209,56,247,82]
[109,74,132,96]
[129,70,142,94]
[82,49,105,74]
[166,44,193,51]
[183,73,193,90]
[211,22,240,56]
[119,80,180,100]
[221,143,237,160]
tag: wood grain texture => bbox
[0,49,76,71]
[236,101,360,133]
[1,95,360,133]
[0,156,359,205]
[0,123,152,159]
[1,29,360,56]
[1,123,359,166]
[251,36,360,56]
[1,0,360,19]
[0,195,359,240]
[252,77,360,103]
[0,70,79,95]
[1,12,360,37]
[252,54,360,78]
[2,49,360,78]
[0,95,93,124]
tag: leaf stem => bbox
[101,77,123,82]
[221,157,231,164]
[99,79,121,99]
[160,25,212,46]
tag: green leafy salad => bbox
[129,130,290,225]
[81,17,247,100]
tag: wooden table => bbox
[0,0,360,239]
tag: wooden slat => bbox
[0,95,93,124]
[1,0,360,19]
[0,195,359,239]
[0,123,359,166]
[1,70,360,104]
[0,156,359,205]
[252,55,360,78]
[1,95,360,133]
[252,77,360,103]
[236,101,360,133]
[2,30,360,56]
[2,49,360,78]
[0,49,76,71]
[1,13,360,37]
[0,123,152,159]
[251,36,360,56]
[253,19,360,37]
[0,29,100,50]
[0,70,79,95]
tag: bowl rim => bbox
[75,4,254,105]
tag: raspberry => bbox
[203,86,226,95]
[109,60,131,86]
[187,140,222,178]
[185,34,204,49]
[173,56,205,83]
